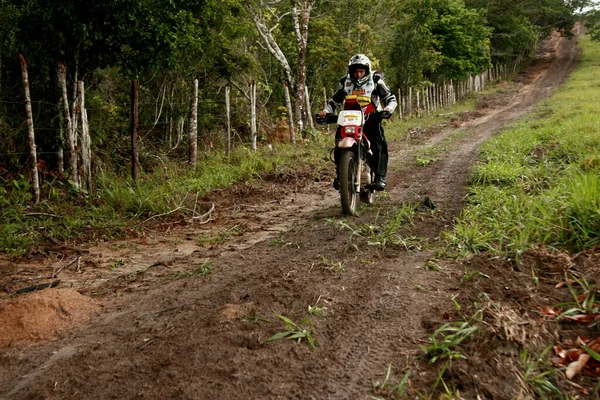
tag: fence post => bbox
[250,80,257,150]
[284,81,296,144]
[225,85,231,156]
[408,87,413,119]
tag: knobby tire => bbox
[339,151,358,215]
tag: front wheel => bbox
[339,151,359,215]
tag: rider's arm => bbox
[323,77,347,114]
[375,78,398,113]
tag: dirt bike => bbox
[316,95,389,216]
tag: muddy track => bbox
[0,34,580,400]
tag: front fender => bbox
[337,137,357,149]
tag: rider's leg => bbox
[333,127,342,189]
[364,120,388,190]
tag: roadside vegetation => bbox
[446,36,600,256]
[426,36,600,398]
[0,142,330,254]
[0,94,480,256]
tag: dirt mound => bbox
[0,289,99,348]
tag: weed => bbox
[371,364,412,400]
[242,314,270,323]
[109,259,125,269]
[170,259,213,280]
[197,225,244,245]
[307,296,327,317]
[260,314,319,349]
[519,348,564,399]
[421,320,479,364]
[415,156,439,167]
[423,260,440,271]
[319,256,345,274]
[459,267,490,284]
[556,273,599,320]
[269,235,300,249]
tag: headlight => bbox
[344,126,356,134]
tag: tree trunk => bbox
[304,85,314,133]
[225,86,231,156]
[284,81,296,144]
[19,54,40,204]
[57,97,64,174]
[78,81,92,192]
[57,62,78,188]
[250,81,257,151]
[189,78,198,165]
[131,79,140,181]
[291,0,312,138]
[250,9,295,88]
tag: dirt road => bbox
[0,32,581,399]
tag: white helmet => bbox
[348,54,372,85]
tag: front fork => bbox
[337,138,363,193]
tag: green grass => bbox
[260,314,319,350]
[0,141,330,255]
[445,36,600,256]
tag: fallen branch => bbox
[52,255,81,279]
[188,202,215,224]
[15,280,60,294]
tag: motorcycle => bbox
[316,95,389,215]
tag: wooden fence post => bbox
[250,81,257,151]
[305,85,315,134]
[408,87,413,119]
[131,79,140,181]
[189,78,198,165]
[225,86,231,157]
[284,81,296,144]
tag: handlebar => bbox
[315,110,392,125]
[315,114,338,125]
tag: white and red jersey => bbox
[324,74,397,114]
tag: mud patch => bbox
[0,288,99,348]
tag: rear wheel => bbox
[339,151,358,215]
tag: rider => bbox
[319,54,397,191]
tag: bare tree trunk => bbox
[71,68,79,154]
[284,81,296,144]
[19,54,40,204]
[397,89,403,121]
[57,62,79,188]
[291,0,312,137]
[131,79,140,181]
[250,9,294,87]
[78,81,92,191]
[189,78,198,165]
[57,98,64,174]
[250,81,257,151]
[168,84,175,147]
[304,85,314,133]
[225,86,231,157]
[408,87,413,118]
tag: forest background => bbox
[0,0,596,252]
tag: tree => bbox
[429,0,492,81]
[464,0,591,62]
[249,0,315,138]
[388,0,440,91]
